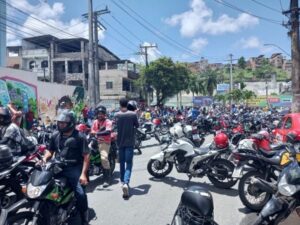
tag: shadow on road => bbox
[86,171,120,193]
[149,176,238,197]
[140,143,160,149]
[130,184,151,196]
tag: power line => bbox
[111,0,200,58]
[250,0,282,14]
[212,0,283,25]
[1,0,83,39]
[279,0,284,11]
[110,14,143,43]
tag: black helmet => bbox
[95,105,107,115]
[127,100,137,111]
[0,145,13,171]
[56,110,76,133]
[0,107,12,126]
[179,186,214,224]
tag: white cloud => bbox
[6,0,105,45]
[164,0,259,37]
[130,42,161,64]
[237,36,276,53]
[189,38,208,53]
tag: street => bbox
[86,137,298,225]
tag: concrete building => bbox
[269,53,284,69]
[6,46,22,69]
[283,59,292,79]
[247,55,265,70]
[99,60,139,109]
[0,0,6,67]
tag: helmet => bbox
[127,100,137,111]
[0,145,13,171]
[0,107,12,126]
[95,105,107,115]
[179,186,214,224]
[214,132,229,149]
[170,124,184,138]
[56,110,76,133]
[258,130,269,140]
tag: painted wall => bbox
[0,67,79,121]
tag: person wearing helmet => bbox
[0,107,23,155]
[127,101,142,154]
[91,105,113,187]
[42,109,90,225]
[115,98,139,199]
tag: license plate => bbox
[232,166,243,178]
[192,134,200,140]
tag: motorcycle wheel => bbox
[207,158,237,189]
[7,212,42,225]
[147,159,173,178]
[159,126,169,135]
[238,171,272,211]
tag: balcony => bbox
[22,49,48,58]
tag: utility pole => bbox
[140,44,157,106]
[283,0,300,112]
[229,54,233,105]
[87,0,96,108]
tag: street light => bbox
[263,43,291,57]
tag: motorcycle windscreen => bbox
[29,170,53,186]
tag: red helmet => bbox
[258,130,269,140]
[76,124,89,133]
[214,132,229,149]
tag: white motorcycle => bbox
[147,137,237,189]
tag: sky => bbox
[4,0,291,64]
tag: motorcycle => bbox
[147,137,237,189]
[171,185,218,225]
[2,158,81,225]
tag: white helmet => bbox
[170,124,185,138]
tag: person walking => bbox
[115,99,139,199]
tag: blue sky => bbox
[6,0,291,63]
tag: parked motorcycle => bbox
[147,137,237,189]
[2,158,81,225]
[171,185,218,225]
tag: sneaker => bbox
[122,184,129,199]
[103,181,110,188]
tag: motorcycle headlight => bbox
[27,183,47,199]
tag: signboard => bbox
[247,95,292,108]
[193,96,213,107]
[217,83,229,94]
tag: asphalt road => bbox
[86,137,299,225]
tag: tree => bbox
[200,69,218,96]
[242,90,256,106]
[227,89,243,103]
[255,59,275,79]
[144,57,189,106]
[238,57,247,69]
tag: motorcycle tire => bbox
[238,171,272,212]
[7,211,43,225]
[159,126,169,135]
[207,158,237,189]
[147,159,173,178]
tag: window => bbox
[284,118,292,129]
[106,82,113,89]
[41,60,48,68]
[29,61,35,70]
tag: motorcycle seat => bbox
[55,177,68,188]
[194,147,210,155]
[258,149,278,158]
[270,143,288,151]
[260,155,281,165]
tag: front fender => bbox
[261,196,284,218]
[150,152,164,162]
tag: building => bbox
[269,53,284,69]
[99,60,139,109]
[283,59,292,79]
[6,46,22,69]
[187,57,210,73]
[247,55,265,70]
[0,0,6,67]
[20,35,119,87]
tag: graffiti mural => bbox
[0,79,11,106]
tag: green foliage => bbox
[73,100,85,119]
[16,88,21,95]
[143,57,191,105]
[238,57,247,69]
[254,59,275,79]
[6,82,13,90]
[28,98,38,117]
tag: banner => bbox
[247,95,292,108]
[193,96,213,107]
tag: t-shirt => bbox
[91,119,112,144]
[115,111,139,148]
[48,130,90,167]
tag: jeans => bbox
[60,166,88,214]
[119,147,134,184]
